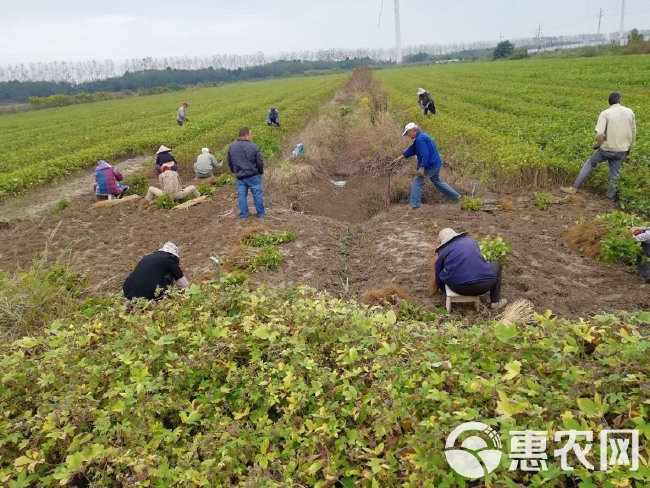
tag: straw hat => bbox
[159,242,180,258]
[436,228,467,251]
[156,145,172,155]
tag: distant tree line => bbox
[0,58,373,104]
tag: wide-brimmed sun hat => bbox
[156,145,172,154]
[159,242,180,258]
[436,228,468,251]
[402,122,419,136]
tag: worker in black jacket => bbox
[417,87,436,116]
[227,126,265,219]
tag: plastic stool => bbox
[445,285,481,312]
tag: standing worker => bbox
[177,101,189,126]
[561,91,636,201]
[228,127,266,219]
[417,87,436,116]
[267,107,280,127]
[394,123,461,209]
[123,242,190,302]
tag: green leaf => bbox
[252,324,271,340]
[339,478,357,488]
[495,322,517,343]
[503,360,522,380]
[307,460,322,475]
[577,398,599,415]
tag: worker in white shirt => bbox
[561,91,636,201]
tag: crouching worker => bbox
[144,166,200,203]
[94,160,128,198]
[194,147,222,178]
[123,242,190,303]
[631,226,650,283]
[267,107,280,127]
[435,228,507,310]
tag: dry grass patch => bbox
[497,299,535,325]
[237,223,268,244]
[566,221,607,258]
[360,284,410,306]
[497,199,517,212]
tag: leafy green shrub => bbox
[0,256,86,342]
[152,193,177,210]
[462,196,483,211]
[221,271,248,286]
[213,173,236,186]
[479,235,512,266]
[196,183,216,196]
[53,198,70,213]
[1,282,648,486]
[124,173,150,196]
[533,192,559,210]
[595,211,646,265]
[249,246,284,272]
[242,231,296,247]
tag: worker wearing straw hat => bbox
[435,228,507,310]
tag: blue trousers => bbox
[410,167,461,208]
[236,174,265,219]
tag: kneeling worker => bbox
[123,242,190,302]
[435,228,507,310]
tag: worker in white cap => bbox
[123,242,190,302]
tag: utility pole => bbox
[535,23,543,51]
[597,8,604,37]
[394,0,402,64]
[619,0,626,46]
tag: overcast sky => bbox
[2,0,649,64]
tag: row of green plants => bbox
[0,272,648,486]
[0,74,345,198]
[378,55,650,216]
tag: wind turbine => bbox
[394,0,403,63]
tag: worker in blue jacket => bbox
[435,228,508,310]
[394,123,461,208]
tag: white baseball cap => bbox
[402,122,419,136]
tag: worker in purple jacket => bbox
[435,228,507,310]
[93,160,128,198]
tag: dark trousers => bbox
[638,242,650,282]
[448,262,502,303]
[423,101,436,116]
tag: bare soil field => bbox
[0,161,647,319]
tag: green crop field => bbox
[378,55,650,215]
[0,74,345,198]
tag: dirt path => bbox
[0,156,149,221]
